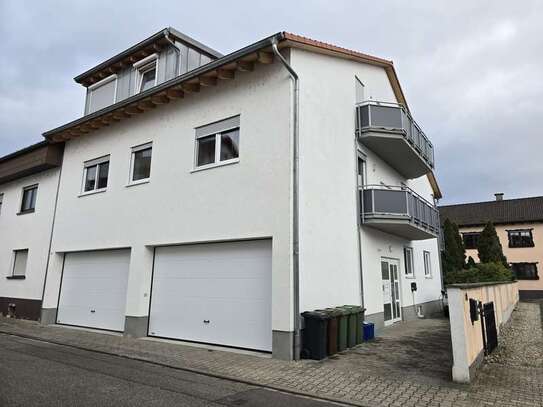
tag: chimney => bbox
[495,193,504,201]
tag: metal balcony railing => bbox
[361,185,440,237]
[355,101,434,169]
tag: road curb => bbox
[0,329,363,407]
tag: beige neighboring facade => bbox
[440,193,543,300]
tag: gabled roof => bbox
[41,30,441,197]
[439,196,543,227]
[74,27,223,86]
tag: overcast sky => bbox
[1,1,542,204]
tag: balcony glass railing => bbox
[356,101,434,169]
[361,185,440,236]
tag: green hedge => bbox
[445,262,514,285]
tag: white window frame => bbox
[20,184,38,214]
[404,246,414,278]
[355,76,365,104]
[134,54,159,94]
[128,142,153,186]
[88,74,118,113]
[11,249,29,278]
[423,250,432,278]
[81,156,110,196]
[193,126,240,171]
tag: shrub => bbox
[478,221,508,267]
[444,262,514,285]
[441,218,466,274]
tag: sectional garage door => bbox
[148,240,272,351]
[56,249,130,332]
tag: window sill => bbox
[509,245,535,249]
[6,275,25,280]
[17,209,35,216]
[126,179,150,188]
[78,188,107,198]
[404,275,416,279]
[191,158,240,173]
[425,275,433,279]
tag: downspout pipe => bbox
[164,32,182,76]
[271,37,301,360]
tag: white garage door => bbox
[56,249,130,332]
[149,240,272,351]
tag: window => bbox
[462,232,480,250]
[508,229,534,248]
[130,143,152,183]
[357,156,365,188]
[423,251,432,277]
[8,249,28,279]
[82,157,110,193]
[195,116,240,169]
[88,74,117,114]
[511,263,539,280]
[404,247,414,277]
[20,185,38,213]
[134,54,158,93]
[355,77,365,104]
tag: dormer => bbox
[76,27,222,115]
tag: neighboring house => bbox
[439,193,543,300]
[2,28,443,360]
[0,142,63,320]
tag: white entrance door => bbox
[56,249,131,332]
[149,239,272,351]
[381,258,402,326]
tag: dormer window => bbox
[134,54,158,93]
[87,74,117,114]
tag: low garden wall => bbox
[447,281,519,383]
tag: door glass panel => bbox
[384,304,392,321]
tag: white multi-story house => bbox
[0,142,63,319]
[1,28,443,360]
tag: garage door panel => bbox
[57,250,130,332]
[149,240,272,351]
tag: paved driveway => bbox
[0,304,541,406]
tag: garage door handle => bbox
[90,310,96,313]
[203,320,210,324]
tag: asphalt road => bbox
[0,334,342,407]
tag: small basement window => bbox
[129,143,152,183]
[82,156,110,194]
[20,185,38,214]
[134,54,158,93]
[195,116,240,169]
[511,262,539,280]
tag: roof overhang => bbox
[45,31,441,201]
[0,142,63,185]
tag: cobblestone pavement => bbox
[0,305,541,406]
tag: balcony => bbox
[356,101,434,179]
[361,185,440,240]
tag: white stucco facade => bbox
[2,35,443,359]
[290,48,442,327]
[0,168,60,313]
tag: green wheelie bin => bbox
[334,307,349,351]
[339,305,358,348]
